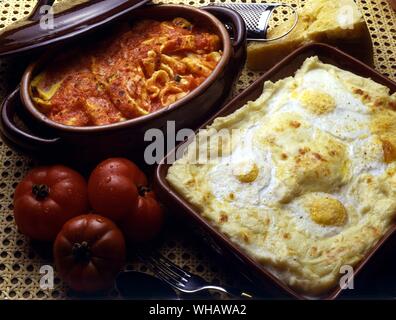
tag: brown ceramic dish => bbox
[155,43,396,300]
[0,0,150,57]
[0,4,246,163]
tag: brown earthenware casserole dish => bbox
[155,43,396,300]
[0,4,246,163]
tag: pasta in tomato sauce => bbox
[30,18,222,126]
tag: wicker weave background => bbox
[0,0,395,300]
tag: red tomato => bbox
[13,165,89,241]
[87,158,147,221]
[121,187,164,243]
[54,214,126,293]
[88,158,164,242]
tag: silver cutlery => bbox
[116,270,179,300]
[139,252,253,299]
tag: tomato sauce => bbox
[31,18,222,127]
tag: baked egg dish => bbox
[166,57,396,295]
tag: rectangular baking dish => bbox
[154,43,396,300]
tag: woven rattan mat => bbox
[0,0,395,300]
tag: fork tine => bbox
[151,256,189,283]
[147,256,187,283]
[153,252,192,279]
[147,265,181,289]
[141,255,187,288]
[142,256,184,288]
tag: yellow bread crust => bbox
[247,0,373,70]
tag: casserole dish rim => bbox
[154,42,396,300]
[20,4,232,133]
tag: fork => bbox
[138,252,253,299]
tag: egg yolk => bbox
[306,197,347,226]
[232,161,259,183]
[299,90,336,115]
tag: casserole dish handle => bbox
[201,6,247,60]
[30,0,56,21]
[0,87,60,151]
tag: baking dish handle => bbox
[0,87,60,151]
[201,6,247,58]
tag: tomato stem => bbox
[138,185,150,197]
[72,241,91,263]
[32,184,50,200]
